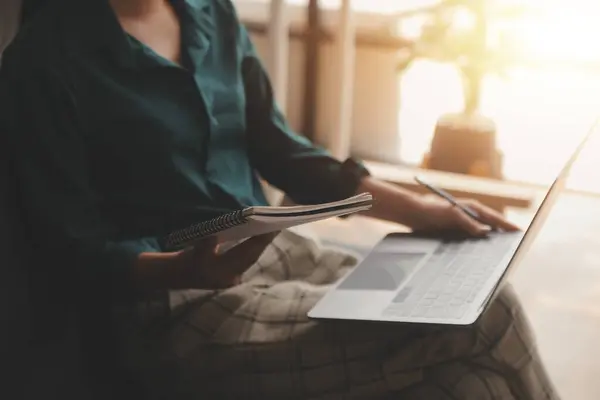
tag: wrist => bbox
[395,194,430,228]
[167,249,193,289]
[357,176,426,226]
[385,190,426,227]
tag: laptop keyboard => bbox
[383,232,522,320]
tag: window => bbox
[235,0,600,194]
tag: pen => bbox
[414,175,490,227]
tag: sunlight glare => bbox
[508,7,600,63]
[453,8,477,31]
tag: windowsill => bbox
[364,160,538,212]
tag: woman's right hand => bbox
[172,233,279,289]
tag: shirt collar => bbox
[63,0,214,69]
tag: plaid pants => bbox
[123,230,560,400]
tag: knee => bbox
[474,284,537,358]
[402,362,515,400]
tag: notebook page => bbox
[215,203,372,242]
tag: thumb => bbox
[453,207,491,237]
[236,232,279,255]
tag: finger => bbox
[223,232,279,274]
[235,232,279,254]
[452,205,492,237]
[191,236,219,258]
[463,201,521,231]
[215,233,277,255]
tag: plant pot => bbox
[424,112,504,180]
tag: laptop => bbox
[308,120,597,326]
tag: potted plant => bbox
[396,0,526,179]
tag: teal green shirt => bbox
[0,0,369,295]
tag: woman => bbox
[1,0,560,398]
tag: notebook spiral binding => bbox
[164,210,247,250]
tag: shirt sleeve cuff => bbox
[105,238,174,325]
[105,237,162,300]
[336,158,371,219]
[338,157,371,197]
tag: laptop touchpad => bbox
[338,251,428,291]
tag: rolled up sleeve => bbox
[1,63,158,299]
[237,23,370,205]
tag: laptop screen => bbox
[500,116,600,282]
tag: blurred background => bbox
[234,0,600,194]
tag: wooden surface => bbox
[364,160,535,211]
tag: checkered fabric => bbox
[120,230,560,400]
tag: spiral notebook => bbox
[162,193,374,250]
